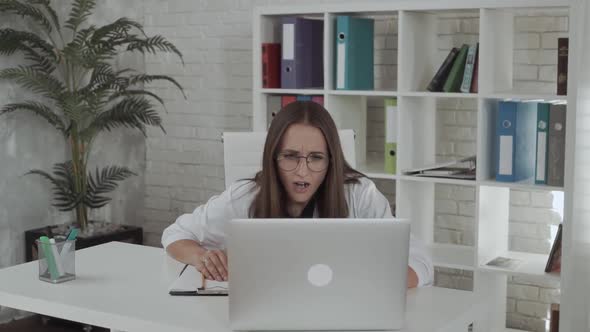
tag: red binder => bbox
[280,95,297,107]
[262,43,281,88]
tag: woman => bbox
[162,101,434,288]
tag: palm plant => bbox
[0,0,184,232]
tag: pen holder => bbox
[36,239,76,283]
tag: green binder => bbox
[384,98,398,174]
[443,44,469,92]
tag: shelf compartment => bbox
[478,251,560,282]
[480,7,570,96]
[257,13,325,90]
[398,9,480,94]
[326,11,399,92]
[430,243,475,270]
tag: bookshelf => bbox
[253,1,580,331]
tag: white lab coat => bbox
[161,177,434,286]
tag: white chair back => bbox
[223,129,356,188]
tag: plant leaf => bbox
[82,96,164,138]
[0,0,53,32]
[108,89,165,107]
[1,101,66,133]
[85,165,135,208]
[65,0,96,32]
[0,28,56,57]
[126,35,184,64]
[26,162,83,211]
[0,65,64,99]
[26,0,59,30]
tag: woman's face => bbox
[276,123,329,207]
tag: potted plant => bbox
[0,0,184,250]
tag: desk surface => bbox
[0,242,483,332]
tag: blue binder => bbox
[495,101,537,182]
[334,16,374,90]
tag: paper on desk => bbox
[168,265,228,295]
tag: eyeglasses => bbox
[276,152,330,172]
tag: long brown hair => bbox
[249,101,364,218]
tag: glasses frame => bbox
[275,152,330,173]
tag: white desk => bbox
[0,242,484,332]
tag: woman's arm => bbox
[407,267,418,288]
[166,239,228,281]
[162,181,254,280]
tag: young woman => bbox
[162,101,434,288]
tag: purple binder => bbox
[281,17,324,89]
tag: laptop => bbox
[227,218,410,331]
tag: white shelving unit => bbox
[252,1,581,331]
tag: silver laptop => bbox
[227,218,410,331]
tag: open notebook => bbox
[168,265,228,296]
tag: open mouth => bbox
[294,181,310,189]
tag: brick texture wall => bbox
[140,2,566,332]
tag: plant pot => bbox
[25,221,143,262]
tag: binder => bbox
[557,38,568,95]
[470,44,479,93]
[547,104,567,187]
[277,95,323,111]
[281,95,297,107]
[442,44,469,93]
[311,95,324,105]
[281,17,324,89]
[427,47,459,92]
[495,101,537,182]
[335,16,374,90]
[535,103,550,184]
[384,98,398,174]
[262,43,281,88]
[460,43,478,93]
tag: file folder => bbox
[384,98,398,174]
[547,104,566,187]
[535,103,550,184]
[281,17,324,89]
[262,43,281,88]
[335,16,374,90]
[495,101,537,182]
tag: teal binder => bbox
[334,16,374,90]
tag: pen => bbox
[39,236,59,280]
[201,273,207,290]
[49,238,66,277]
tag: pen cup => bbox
[36,239,76,283]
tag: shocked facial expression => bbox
[276,123,329,208]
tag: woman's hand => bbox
[196,249,228,282]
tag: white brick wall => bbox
[141,3,566,332]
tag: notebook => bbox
[168,264,228,296]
